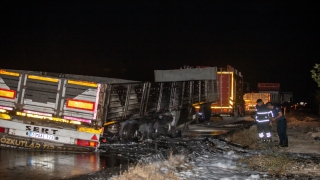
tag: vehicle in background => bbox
[209,65,244,117]
[243,93,270,115]
[281,92,293,113]
[257,83,281,105]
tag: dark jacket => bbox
[255,104,271,122]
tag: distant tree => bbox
[311,64,320,115]
[311,63,320,87]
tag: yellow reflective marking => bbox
[211,106,232,109]
[0,89,15,99]
[217,72,233,74]
[16,112,81,125]
[0,70,19,76]
[68,80,98,87]
[0,113,11,120]
[77,126,102,134]
[28,75,59,83]
[104,121,117,126]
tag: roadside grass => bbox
[226,125,260,149]
[111,164,179,180]
[111,152,190,180]
[238,154,295,176]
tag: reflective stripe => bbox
[257,112,270,114]
[256,119,270,122]
[270,111,274,117]
[259,133,264,138]
[266,132,271,138]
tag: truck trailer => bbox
[0,67,219,151]
[257,83,281,105]
[243,93,270,115]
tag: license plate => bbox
[29,132,55,140]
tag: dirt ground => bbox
[274,110,320,154]
[239,110,320,178]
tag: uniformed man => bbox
[255,99,272,142]
[266,102,288,147]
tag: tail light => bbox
[0,126,7,133]
[76,139,98,147]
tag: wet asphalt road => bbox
[0,148,128,180]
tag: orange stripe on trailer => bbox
[211,106,232,109]
[66,99,95,111]
[67,80,98,87]
[0,88,16,99]
[28,75,59,83]
[0,70,20,76]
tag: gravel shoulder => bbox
[275,111,320,154]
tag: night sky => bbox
[1,1,319,104]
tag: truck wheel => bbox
[120,123,138,141]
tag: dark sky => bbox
[1,1,319,103]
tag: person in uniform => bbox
[255,99,272,142]
[266,102,288,147]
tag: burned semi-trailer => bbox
[0,67,219,151]
[102,66,219,143]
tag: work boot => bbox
[280,144,288,147]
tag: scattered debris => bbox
[111,154,183,180]
[69,111,320,179]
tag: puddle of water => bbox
[0,148,129,180]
